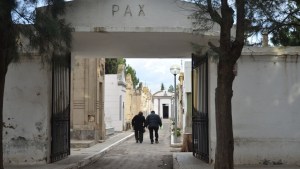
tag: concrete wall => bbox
[104,75,126,131]
[3,60,51,165]
[64,0,223,59]
[64,0,202,33]
[208,47,300,165]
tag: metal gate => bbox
[51,55,71,162]
[192,53,209,163]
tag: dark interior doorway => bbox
[162,104,169,119]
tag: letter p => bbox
[112,5,119,16]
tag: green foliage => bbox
[0,1,19,68]
[190,1,300,168]
[271,0,300,46]
[168,85,174,92]
[126,64,139,89]
[245,0,300,45]
[271,26,300,46]
[105,58,139,89]
[105,58,117,74]
[171,120,181,137]
[175,128,181,137]
[0,1,72,168]
[105,58,126,74]
[160,83,165,91]
[192,0,300,47]
[10,0,72,66]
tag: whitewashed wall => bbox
[153,90,174,118]
[104,75,126,131]
[63,0,225,59]
[64,0,197,33]
[183,61,191,133]
[3,60,51,165]
[153,98,172,118]
[208,47,300,165]
[153,98,159,116]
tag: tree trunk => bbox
[0,24,8,169]
[181,133,192,152]
[0,60,5,169]
[0,1,15,168]
[214,61,235,169]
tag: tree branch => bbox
[266,8,300,33]
[207,0,222,25]
[235,0,245,45]
[12,8,34,25]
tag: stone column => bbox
[178,72,184,129]
[71,57,105,142]
[125,74,133,130]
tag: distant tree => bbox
[0,1,72,168]
[105,58,126,74]
[137,82,143,90]
[269,1,300,46]
[126,65,139,89]
[105,59,140,89]
[168,85,174,92]
[160,83,165,90]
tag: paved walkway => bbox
[5,127,300,169]
[5,131,134,169]
[173,152,300,169]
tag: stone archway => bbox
[64,0,219,150]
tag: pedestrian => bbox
[145,110,162,144]
[132,111,146,143]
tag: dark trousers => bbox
[134,128,144,142]
[148,126,159,142]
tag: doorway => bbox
[163,104,169,119]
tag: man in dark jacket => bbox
[145,110,162,144]
[132,111,146,143]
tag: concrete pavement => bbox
[5,131,134,169]
[5,127,300,169]
[173,152,300,169]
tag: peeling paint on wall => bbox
[3,61,50,165]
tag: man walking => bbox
[132,111,146,143]
[145,110,162,144]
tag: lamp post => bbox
[170,64,180,143]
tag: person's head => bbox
[138,111,143,116]
[151,110,155,114]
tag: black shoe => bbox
[140,141,143,143]
[151,141,153,144]
[136,140,138,143]
[155,140,159,144]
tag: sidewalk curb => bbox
[67,133,134,169]
[173,153,180,169]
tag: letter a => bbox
[124,5,132,16]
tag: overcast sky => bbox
[126,58,191,93]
